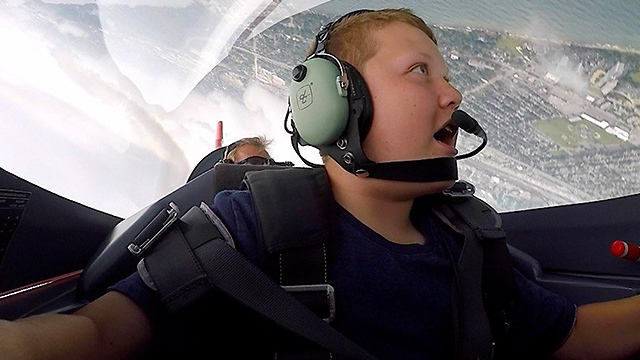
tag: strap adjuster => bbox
[282,284,336,323]
[443,180,475,197]
[128,202,180,256]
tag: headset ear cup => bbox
[343,63,373,141]
[289,57,350,146]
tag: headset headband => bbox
[311,9,374,56]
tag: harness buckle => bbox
[282,284,336,323]
[128,202,180,256]
[443,180,475,197]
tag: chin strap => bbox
[360,157,458,182]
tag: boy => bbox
[2,8,640,360]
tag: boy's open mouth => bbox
[433,123,458,147]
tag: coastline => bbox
[436,25,640,56]
[506,32,640,56]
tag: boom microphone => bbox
[451,110,487,160]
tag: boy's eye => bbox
[411,64,428,74]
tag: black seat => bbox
[186,147,227,182]
[78,163,294,300]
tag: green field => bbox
[631,69,640,84]
[496,35,526,56]
[533,117,623,149]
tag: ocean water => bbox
[315,0,640,51]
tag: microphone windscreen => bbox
[451,110,482,136]
[452,110,488,160]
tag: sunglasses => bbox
[224,156,278,166]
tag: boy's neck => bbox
[340,192,425,245]
[326,162,426,245]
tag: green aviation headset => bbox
[285,10,485,182]
[286,10,374,173]
[288,56,350,146]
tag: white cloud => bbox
[56,20,90,38]
[0,0,326,217]
[98,1,273,111]
[164,80,304,172]
[42,0,192,6]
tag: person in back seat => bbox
[222,136,276,165]
[187,135,292,182]
[3,8,640,360]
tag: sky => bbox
[1,0,637,217]
[0,1,325,217]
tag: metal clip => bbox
[282,284,336,323]
[128,202,180,256]
[442,180,476,197]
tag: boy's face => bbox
[360,21,462,165]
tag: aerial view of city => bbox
[198,11,640,212]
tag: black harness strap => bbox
[142,165,516,360]
[279,245,327,285]
[433,194,518,360]
[244,168,332,254]
[435,200,492,360]
[278,244,334,322]
[144,203,377,360]
[452,196,518,355]
[244,167,333,309]
[143,205,217,312]
[244,168,336,359]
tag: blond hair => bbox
[224,136,272,162]
[308,8,437,71]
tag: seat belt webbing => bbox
[144,205,378,360]
[438,202,494,360]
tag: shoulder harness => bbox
[141,166,518,360]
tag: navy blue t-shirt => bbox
[112,190,576,360]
